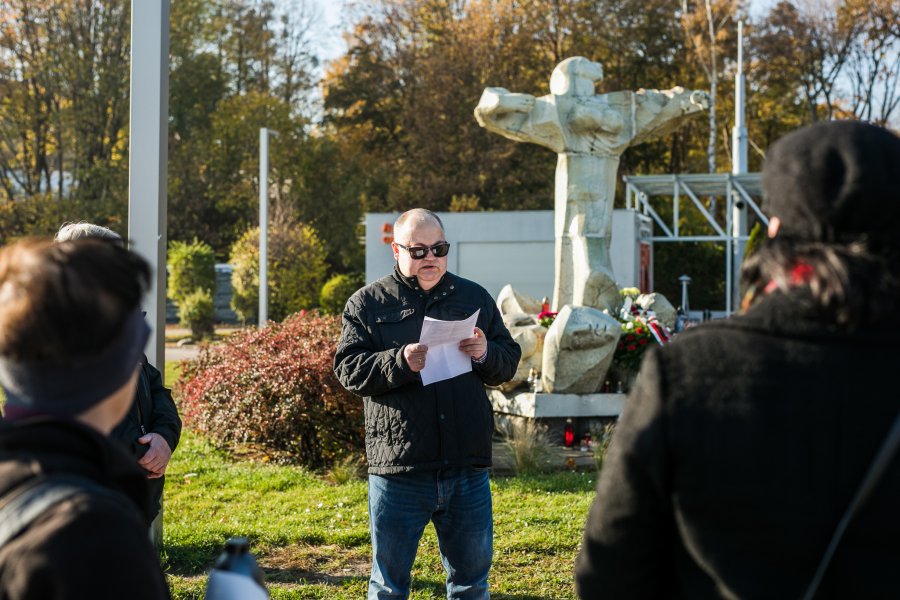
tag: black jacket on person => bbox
[575,290,900,599]
[110,358,181,524]
[0,417,170,599]
[334,267,520,474]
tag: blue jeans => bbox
[368,468,493,599]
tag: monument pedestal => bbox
[489,388,625,445]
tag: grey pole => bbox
[128,0,169,373]
[259,128,269,327]
[258,128,279,327]
[679,275,692,314]
[127,0,169,550]
[731,19,749,310]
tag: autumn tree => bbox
[0,0,130,225]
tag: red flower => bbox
[625,334,635,342]
[627,344,636,351]
[639,338,648,346]
[635,327,644,334]
[537,310,558,320]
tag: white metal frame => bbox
[623,173,766,314]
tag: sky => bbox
[308,0,345,65]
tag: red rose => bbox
[627,344,636,351]
[625,334,635,342]
[635,327,644,334]
[639,338,648,346]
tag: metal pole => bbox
[128,0,169,372]
[259,128,269,327]
[127,0,169,550]
[258,128,280,327]
[679,275,692,313]
[731,19,749,312]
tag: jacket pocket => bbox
[373,307,417,348]
[440,303,478,322]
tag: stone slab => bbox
[490,389,625,418]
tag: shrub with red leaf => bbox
[177,312,364,469]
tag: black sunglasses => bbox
[396,242,450,259]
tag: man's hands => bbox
[459,327,488,362]
[405,327,487,373]
[137,433,172,479]
[404,343,429,373]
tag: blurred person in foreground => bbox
[0,238,169,599]
[575,120,900,598]
[54,222,181,528]
[334,208,520,599]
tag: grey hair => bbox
[55,222,123,246]
[394,209,444,240]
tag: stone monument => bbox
[476,57,706,400]
[475,56,709,314]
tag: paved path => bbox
[164,345,200,362]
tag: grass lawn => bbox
[162,367,598,599]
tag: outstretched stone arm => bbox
[629,87,710,146]
[474,87,566,153]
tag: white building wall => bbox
[366,210,652,302]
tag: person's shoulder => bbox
[347,274,391,302]
[5,484,152,570]
[446,273,493,302]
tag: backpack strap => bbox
[0,475,124,548]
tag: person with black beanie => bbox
[575,120,900,599]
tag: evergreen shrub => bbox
[177,288,215,339]
[168,239,216,338]
[177,312,364,469]
[229,223,328,323]
[168,239,216,303]
[319,273,364,315]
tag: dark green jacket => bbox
[334,267,520,474]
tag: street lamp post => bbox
[258,127,278,327]
[731,20,749,311]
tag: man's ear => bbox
[390,241,400,261]
[767,216,781,239]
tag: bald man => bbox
[334,208,521,599]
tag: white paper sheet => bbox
[418,309,480,386]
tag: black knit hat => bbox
[762,120,900,245]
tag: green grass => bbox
[163,431,596,599]
[164,360,182,389]
[162,355,598,599]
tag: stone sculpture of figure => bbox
[475,57,709,313]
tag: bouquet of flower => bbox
[537,309,558,328]
[611,289,672,380]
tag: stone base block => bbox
[489,389,624,418]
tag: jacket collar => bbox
[392,263,455,296]
[710,289,900,343]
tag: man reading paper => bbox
[334,208,520,600]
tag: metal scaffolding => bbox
[623,173,767,315]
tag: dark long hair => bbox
[740,236,900,328]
